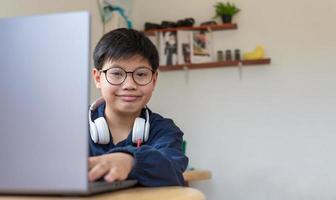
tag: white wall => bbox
[133,0,336,200]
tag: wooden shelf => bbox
[241,58,271,65]
[144,23,237,36]
[159,58,271,72]
[143,23,272,71]
[159,60,239,71]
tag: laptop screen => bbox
[0,12,91,194]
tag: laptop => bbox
[0,11,137,195]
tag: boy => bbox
[88,28,188,186]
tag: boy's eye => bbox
[111,72,123,76]
[134,69,151,78]
[135,72,147,77]
[108,70,124,77]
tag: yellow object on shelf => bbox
[243,45,265,60]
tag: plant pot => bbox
[221,14,232,23]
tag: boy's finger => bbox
[88,156,100,169]
[88,163,108,182]
[104,167,119,183]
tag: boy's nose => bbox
[122,74,137,89]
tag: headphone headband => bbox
[90,97,105,111]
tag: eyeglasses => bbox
[100,66,154,86]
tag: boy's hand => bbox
[88,152,134,182]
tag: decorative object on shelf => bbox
[191,30,213,63]
[176,18,195,27]
[144,23,237,36]
[159,30,214,67]
[144,18,195,31]
[177,31,192,65]
[144,22,162,31]
[200,20,217,26]
[234,49,241,61]
[213,2,240,23]
[217,50,224,61]
[243,45,265,60]
[98,0,133,34]
[159,31,178,66]
[225,49,232,61]
[161,21,177,29]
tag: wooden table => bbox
[0,170,211,200]
[0,187,205,200]
[183,169,212,186]
[183,170,212,182]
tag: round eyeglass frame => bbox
[100,66,155,86]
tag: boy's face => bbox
[92,55,158,115]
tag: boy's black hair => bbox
[93,28,159,71]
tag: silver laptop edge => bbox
[0,11,86,195]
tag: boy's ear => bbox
[92,68,101,89]
[152,71,158,89]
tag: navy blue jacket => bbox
[89,103,188,186]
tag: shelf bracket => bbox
[238,61,243,80]
[183,65,189,84]
[206,26,213,33]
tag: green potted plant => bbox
[214,2,240,23]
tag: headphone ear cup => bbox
[132,117,146,143]
[89,121,99,143]
[144,121,150,142]
[94,117,110,144]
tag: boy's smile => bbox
[116,94,142,102]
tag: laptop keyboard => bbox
[89,179,138,194]
[91,180,124,187]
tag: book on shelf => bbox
[159,31,178,66]
[177,30,192,65]
[150,29,214,67]
[190,30,214,64]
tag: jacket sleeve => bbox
[106,118,188,187]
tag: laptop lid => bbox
[0,12,90,194]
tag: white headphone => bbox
[89,98,150,145]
